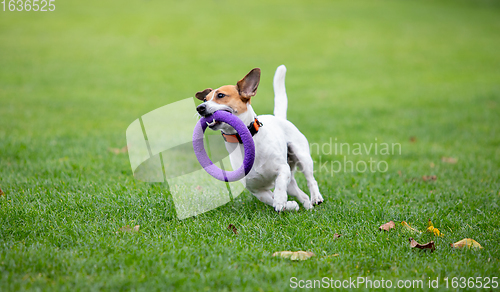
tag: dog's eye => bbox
[203,98,207,102]
[217,93,225,98]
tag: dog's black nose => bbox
[197,103,207,115]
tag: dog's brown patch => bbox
[236,68,261,103]
[195,88,212,101]
[195,68,261,114]
[204,85,248,114]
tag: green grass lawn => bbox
[1,0,500,290]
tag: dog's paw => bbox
[311,194,324,206]
[285,201,299,211]
[274,201,299,212]
[302,200,313,210]
[274,202,286,213]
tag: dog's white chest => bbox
[224,117,289,191]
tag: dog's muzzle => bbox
[196,103,219,128]
[197,103,235,129]
[196,103,208,117]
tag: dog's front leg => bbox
[273,165,299,212]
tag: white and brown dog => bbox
[195,65,323,212]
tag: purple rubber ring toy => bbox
[193,110,255,182]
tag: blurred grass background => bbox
[1,0,499,290]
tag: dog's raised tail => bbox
[273,65,288,120]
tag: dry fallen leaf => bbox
[0,188,4,197]
[117,225,140,233]
[379,221,396,231]
[450,238,483,249]
[272,251,315,261]
[409,238,435,251]
[410,136,417,143]
[422,175,437,182]
[228,224,238,235]
[401,221,421,233]
[427,219,442,236]
[109,146,128,154]
[441,157,458,164]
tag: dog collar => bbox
[221,118,262,144]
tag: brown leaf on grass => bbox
[401,221,421,233]
[410,136,417,143]
[450,238,483,249]
[272,251,315,261]
[117,225,140,233]
[441,157,458,164]
[409,238,435,251]
[109,146,128,154]
[422,175,437,182]
[379,221,396,231]
[0,188,4,196]
[227,224,238,235]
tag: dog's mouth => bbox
[203,108,233,116]
[206,120,221,129]
[202,108,233,129]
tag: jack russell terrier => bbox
[195,65,323,212]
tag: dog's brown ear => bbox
[236,68,261,102]
[195,88,212,101]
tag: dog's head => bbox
[195,68,260,130]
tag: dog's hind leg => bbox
[287,145,313,209]
[289,144,324,206]
[301,161,324,206]
[304,169,323,206]
[287,176,313,210]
